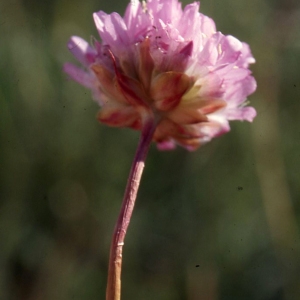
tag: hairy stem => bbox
[106,115,157,300]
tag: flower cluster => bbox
[64,0,256,150]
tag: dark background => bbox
[1,0,300,299]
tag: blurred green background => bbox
[1,0,300,299]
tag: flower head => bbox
[64,0,256,150]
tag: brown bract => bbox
[91,38,226,150]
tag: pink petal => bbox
[239,42,256,67]
[180,2,200,41]
[200,14,216,39]
[197,119,230,139]
[216,35,243,65]
[226,106,257,122]
[215,65,250,82]
[63,63,94,88]
[93,11,129,49]
[124,0,140,28]
[67,36,96,66]
[124,0,145,36]
[147,0,182,23]
[198,32,222,66]
[195,72,223,99]
[224,75,257,105]
[157,139,177,151]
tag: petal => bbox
[216,35,243,65]
[93,11,129,49]
[124,0,140,27]
[67,36,96,66]
[63,63,94,88]
[93,12,105,36]
[226,106,257,122]
[214,62,250,84]
[198,32,222,66]
[180,2,200,40]
[156,139,177,151]
[224,75,257,105]
[124,0,143,35]
[191,72,223,99]
[147,0,182,24]
[238,42,256,67]
[201,118,230,138]
[200,14,216,39]
[91,86,111,106]
[151,72,192,111]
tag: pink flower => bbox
[64,0,256,151]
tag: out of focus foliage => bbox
[1,0,300,299]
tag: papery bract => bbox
[64,0,257,150]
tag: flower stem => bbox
[106,115,157,300]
